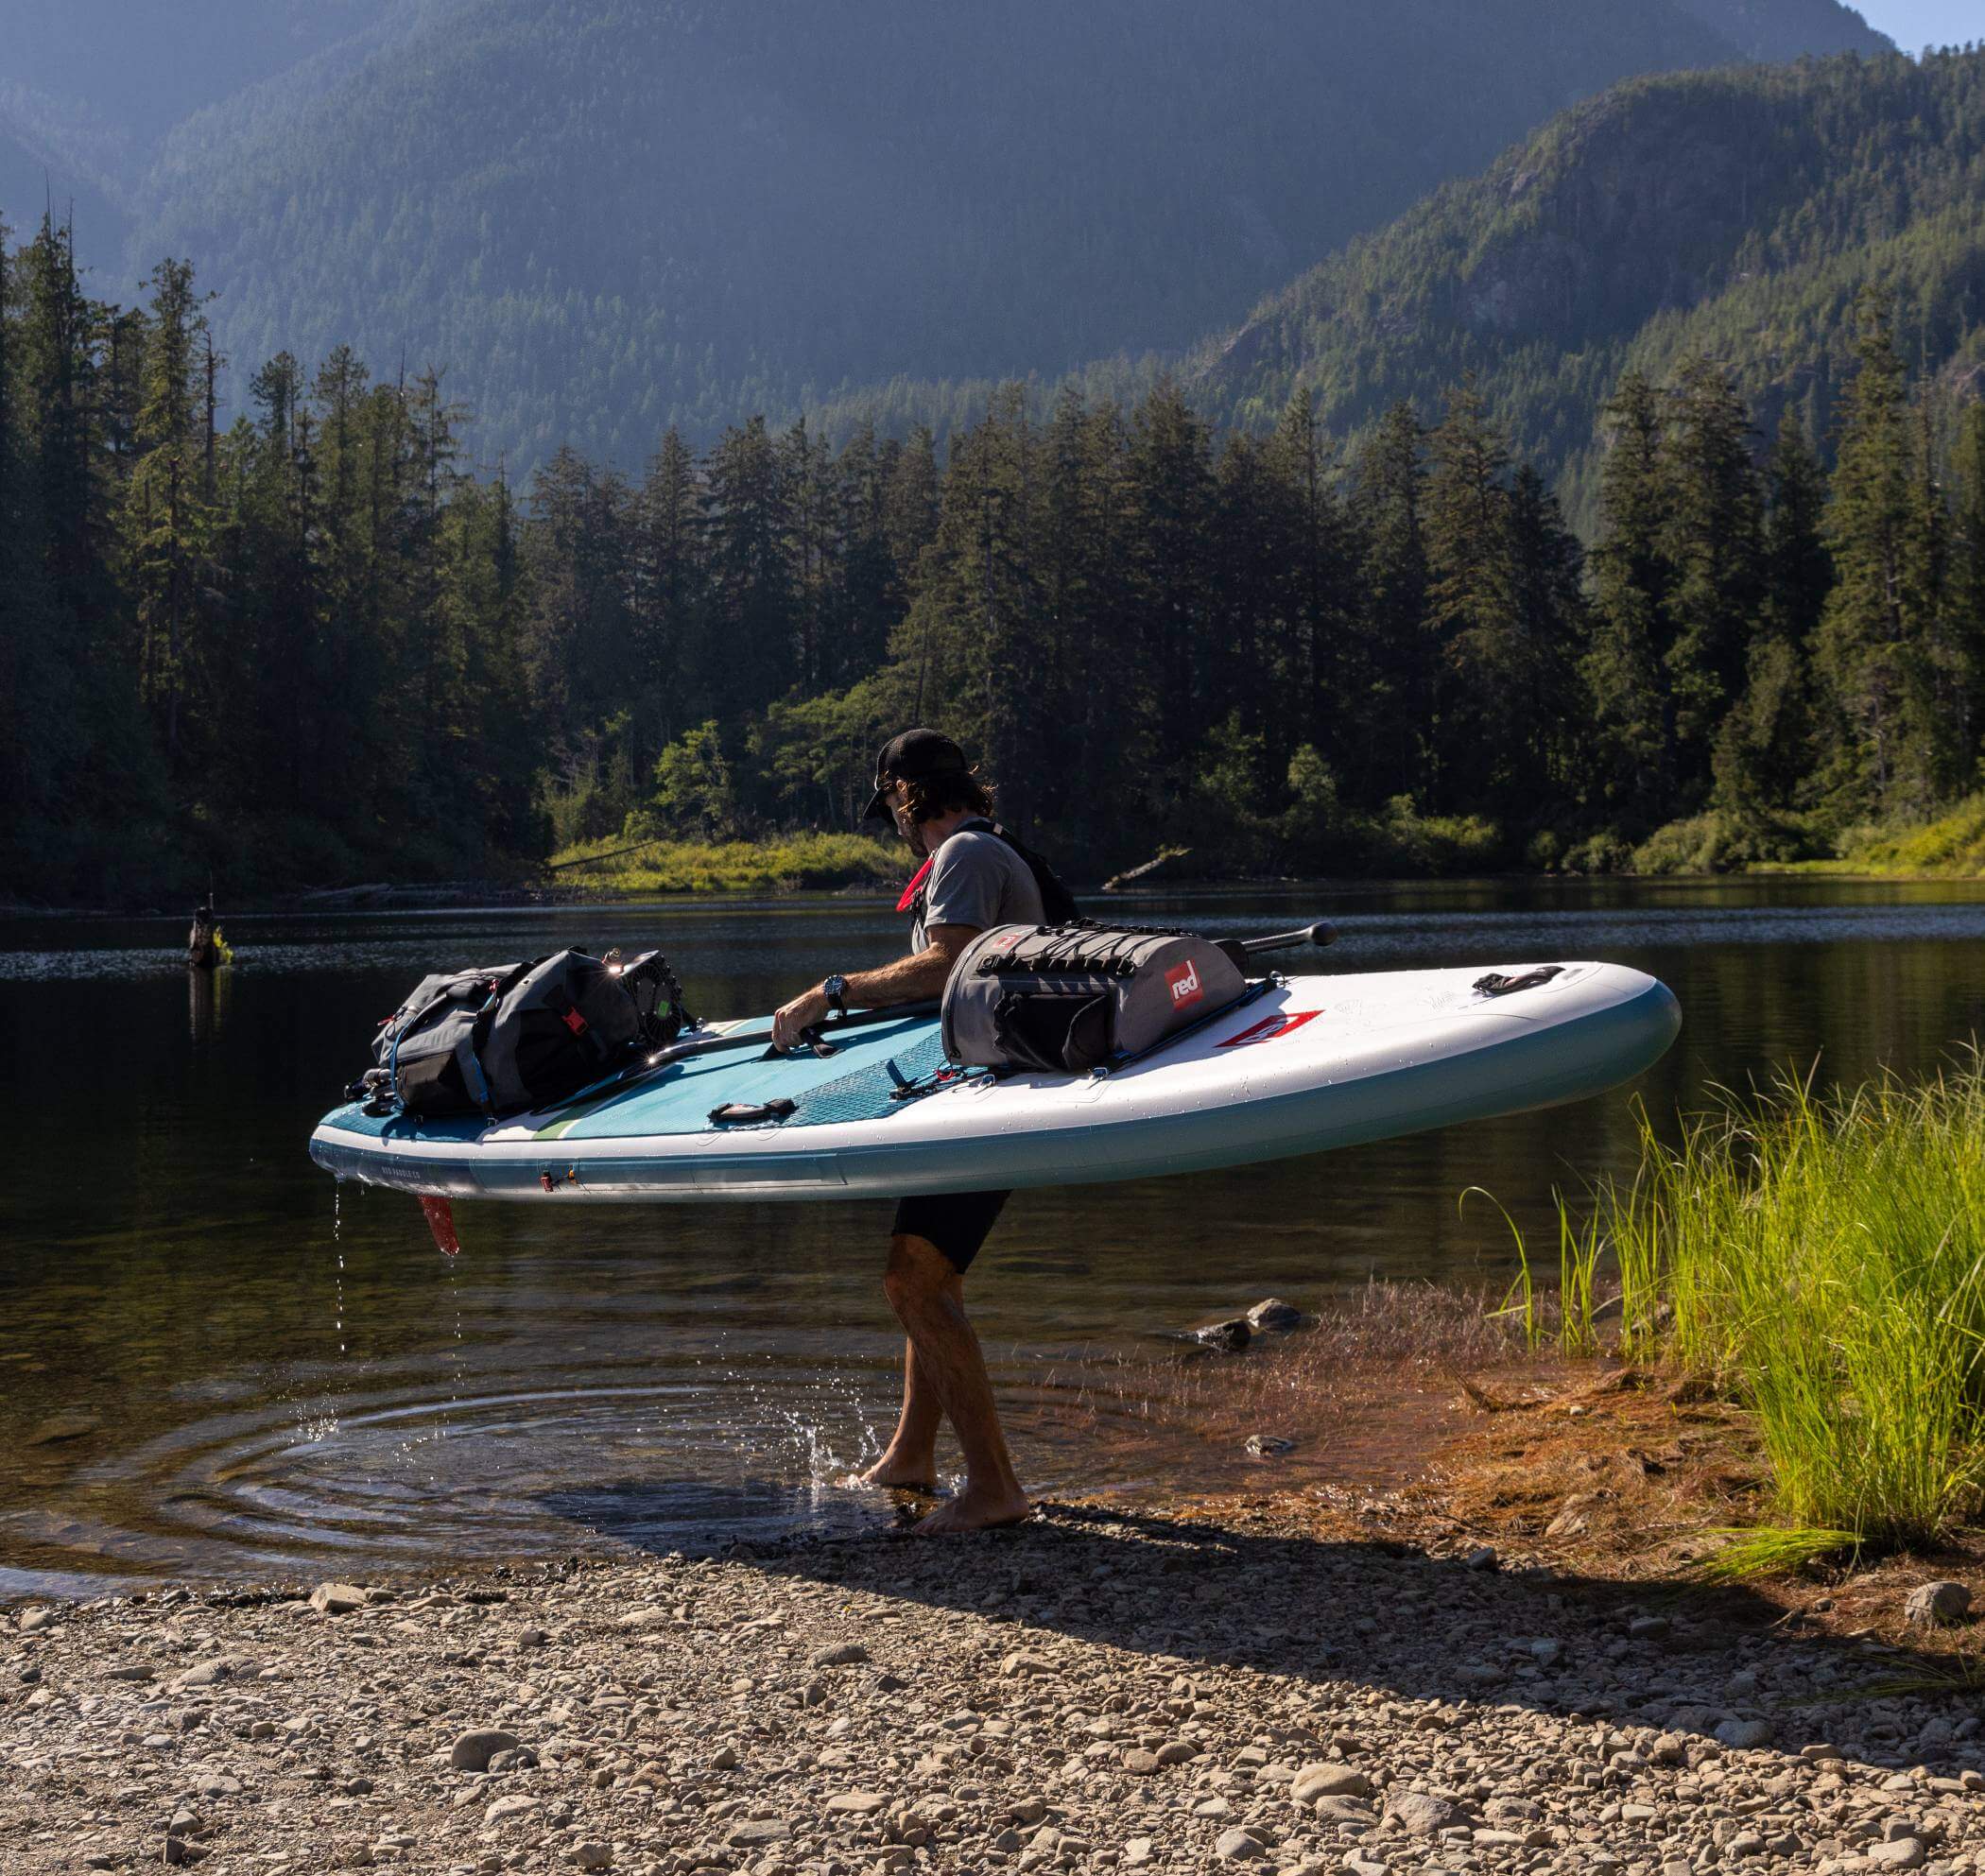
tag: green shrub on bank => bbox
[1832,795,1985,877]
[1564,1067,1985,1554]
[548,832,904,895]
[1629,810,1831,874]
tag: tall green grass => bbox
[1520,1063,1985,1551]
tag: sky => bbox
[1856,1,1981,52]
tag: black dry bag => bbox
[362,949,688,1117]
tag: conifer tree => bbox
[1953,402,1985,761]
[1814,293,1929,816]
[1660,357,1764,801]
[1348,401,1428,803]
[1424,379,1518,813]
[126,258,214,774]
[1761,410,1832,648]
[1583,371,1675,830]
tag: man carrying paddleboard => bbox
[772,729,1066,1534]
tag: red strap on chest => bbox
[895,857,933,914]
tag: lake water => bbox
[5,877,1985,1598]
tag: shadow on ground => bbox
[544,1482,1975,1766]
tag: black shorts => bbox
[891,1189,1010,1274]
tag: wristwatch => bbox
[821,973,849,1015]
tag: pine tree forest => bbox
[4,218,1983,902]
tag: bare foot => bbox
[856,1454,938,1492]
[912,1481,1030,1535]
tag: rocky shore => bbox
[6,1489,1983,1876]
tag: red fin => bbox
[419,1194,460,1257]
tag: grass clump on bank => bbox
[546,831,904,895]
[1513,1064,1985,1558]
[1831,795,1985,877]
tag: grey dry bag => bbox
[360,949,688,1117]
[941,922,1246,1076]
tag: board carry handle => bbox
[1234,920,1337,956]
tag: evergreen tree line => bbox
[4,219,1983,899]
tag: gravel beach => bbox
[6,1496,1982,1876]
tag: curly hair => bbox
[895,767,996,824]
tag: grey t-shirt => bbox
[911,823,1045,950]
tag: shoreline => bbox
[5,865,1983,924]
[8,1352,1983,1875]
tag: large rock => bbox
[1869,1839,1926,1871]
[451,1729,520,1772]
[1903,1581,1972,1627]
[307,1582,367,1615]
[810,1641,870,1667]
[1247,1298,1303,1330]
[825,1791,888,1816]
[1213,1829,1264,1861]
[1194,1318,1251,1351]
[1387,1790,1458,1836]
[1292,1763,1374,1803]
[1714,1718,1774,1750]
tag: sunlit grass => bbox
[1503,1059,1985,1555]
[545,831,903,894]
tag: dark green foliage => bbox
[7,227,1985,902]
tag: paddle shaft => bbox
[1235,920,1338,956]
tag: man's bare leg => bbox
[859,1335,942,1489]
[878,1233,1029,1533]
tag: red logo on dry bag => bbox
[1166,960,1204,1010]
[1217,1010,1320,1048]
[561,1007,589,1036]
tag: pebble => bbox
[826,1790,888,1815]
[810,1641,870,1666]
[25,1412,102,1446]
[1464,1545,1498,1571]
[1,1508,1982,1876]
[1715,1718,1775,1749]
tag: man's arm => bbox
[770,924,979,1049]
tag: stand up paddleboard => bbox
[309,955,1680,1202]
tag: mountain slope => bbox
[102,0,1878,467]
[1180,48,1985,518]
[1672,0,1889,59]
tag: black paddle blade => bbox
[1236,920,1337,955]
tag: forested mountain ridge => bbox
[1673,0,1887,59]
[1193,49,1985,512]
[2,0,1889,473]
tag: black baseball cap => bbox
[862,728,971,821]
